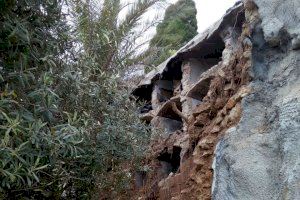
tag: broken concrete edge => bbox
[131,1,244,98]
[156,96,180,115]
[185,66,218,99]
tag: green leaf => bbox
[34,164,48,171]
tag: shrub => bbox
[0,0,159,198]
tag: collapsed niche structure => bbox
[131,2,251,199]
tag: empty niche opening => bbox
[158,100,182,121]
[132,85,152,102]
[155,80,174,103]
[199,35,225,60]
[157,117,183,134]
[184,35,225,85]
[188,58,221,84]
[157,146,182,176]
[132,85,153,114]
[187,77,213,101]
[156,100,183,133]
[157,60,183,103]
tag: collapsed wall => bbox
[131,0,300,199]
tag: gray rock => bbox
[253,0,300,48]
[212,1,300,199]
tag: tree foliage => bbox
[146,0,198,68]
[0,0,162,199]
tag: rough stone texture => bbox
[253,0,300,48]
[212,1,300,199]
[151,116,183,135]
[131,0,300,199]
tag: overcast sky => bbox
[195,0,239,32]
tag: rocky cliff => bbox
[132,0,300,199]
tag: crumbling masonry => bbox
[132,0,300,199]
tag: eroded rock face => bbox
[213,1,300,199]
[131,0,300,199]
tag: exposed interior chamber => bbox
[186,35,225,84]
[157,146,182,176]
[188,58,220,84]
[156,60,183,103]
[187,77,213,101]
[157,100,182,121]
[154,80,174,103]
[153,116,183,134]
[133,85,153,114]
[132,85,152,102]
